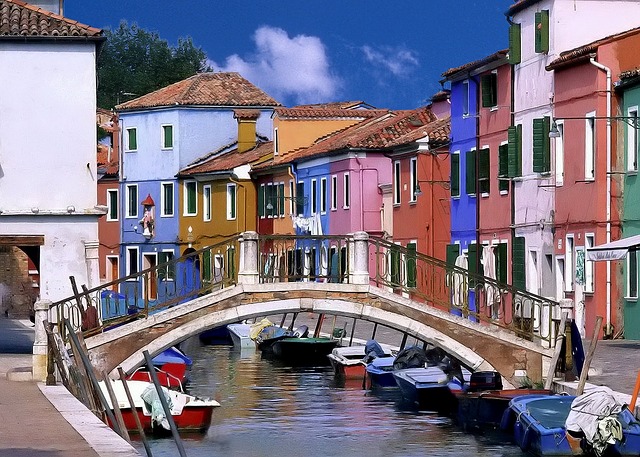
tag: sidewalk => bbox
[0,317,139,457]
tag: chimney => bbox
[234,110,260,153]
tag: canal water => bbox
[131,342,525,457]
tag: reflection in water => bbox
[131,342,524,457]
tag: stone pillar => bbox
[350,231,369,285]
[84,240,100,290]
[32,299,51,382]
[238,231,259,285]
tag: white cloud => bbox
[209,26,340,105]
[361,45,419,77]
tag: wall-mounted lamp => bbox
[31,207,39,214]
[415,180,451,197]
[66,205,75,213]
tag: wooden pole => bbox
[117,368,153,457]
[544,312,568,390]
[142,350,187,457]
[102,373,131,443]
[576,315,603,396]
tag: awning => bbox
[586,234,640,261]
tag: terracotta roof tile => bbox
[255,107,448,169]
[275,107,389,119]
[292,101,377,110]
[442,49,508,80]
[116,72,281,111]
[546,26,640,71]
[178,141,273,176]
[0,0,102,37]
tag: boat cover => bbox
[362,340,386,363]
[249,318,275,340]
[393,346,430,370]
[565,386,624,456]
[141,384,174,431]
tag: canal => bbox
[130,339,525,457]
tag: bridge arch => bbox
[86,283,552,387]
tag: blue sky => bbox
[66,1,513,109]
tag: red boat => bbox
[126,346,191,389]
[327,342,394,379]
[100,379,219,434]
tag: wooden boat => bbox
[456,371,553,432]
[365,356,397,388]
[100,379,219,434]
[270,336,339,365]
[227,323,254,349]
[327,342,394,379]
[393,366,466,413]
[502,391,640,456]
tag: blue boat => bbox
[502,390,640,456]
[393,366,469,413]
[365,356,397,388]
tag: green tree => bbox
[97,21,210,109]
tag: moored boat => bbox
[365,355,397,388]
[327,340,394,379]
[227,323,254,349]
[270,336,339,365]
[393,366,464,413]
[100,379,219,434]
[127,346,191,388]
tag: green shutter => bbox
[390,247,400,285]
[508,125,522,177]
[163,125,173,148]
[258,185,265,217]
[446,244,460,267]
[533,117,551,172]
[187,183,196,214]
[535,10,550,53]
[407,243,417,288]
[203,250,211,282]
[513,237,526,290]
[278,183,285,216]
[496,243,507,284]
[468,244,484,288]
[509,23,521,65]
[296,182,305,215]
[451,154,460,197]
[158,252,166,281]
[230,186,236,219]
[466,150,476,195]
[128,128,137,150]
[498,144,509,192]
[481,74,497,108]
[479,148,490,194]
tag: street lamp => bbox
[415,180,451,197]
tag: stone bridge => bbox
[41,232,561,388]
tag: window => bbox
[320,178,327,213]
[158,251,175,281]
[258,184,265,218]
[533,116,551,173]
[555,121,565,185]
[311,179,317,215]
[126,247,138,277]
[126,184,138,218]
[274,127,279,155]
[535,10,550,54]
[184,181,197,216]
[410,157,418,202]
[407,242,417,288]
[627,107,638,172]
[278,183,285,217]
[481,72,497,108]
[466,149,476,196]
[107,189,118,221]
[498,143,509,193]
[343,173,350,209]
[628,250,638,299]
[126,127,137,152]
[162,125,173,149]
[203,185,211,221]
[495,242,508,284]
[451,152,460,197]
[393,161,401,205]
[462,80,470,117]
[289,181,295,215]
[265,183,274,217]
[331,176,337,211]
[565,235,574,292]
[161,182,174,217]
[508,23,521,65]
[585,113,596,180]
[296,182,305,216]
[478,147,490,195]
[508,124,522,177]
[585,234,595,293]
[227,183,236,220]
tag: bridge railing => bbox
[50,236,241,341]
[368,237,560,347]
[257,234,352,283]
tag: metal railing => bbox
[368,237,560,346]
[50,236,241,340]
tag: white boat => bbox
[327,342,394,379]
[99,379,220,434]
[227,323,254,349]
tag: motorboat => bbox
[393,366,466,413]
[365,355,397,388]
[99,379,219,434]
[127,346,191,388]
[227,323,254,349]
[327,340,394,379]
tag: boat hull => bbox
[365,356,397,388]
[110,405,214,434]
[227,323,255,349]
[270,338,339,365]
[393,367,458,413]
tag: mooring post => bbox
[238,231,260,285]
[350,231,369,285]
[33,299,51,382]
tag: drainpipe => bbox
[355,153,365,232]
[589,57,612,338]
